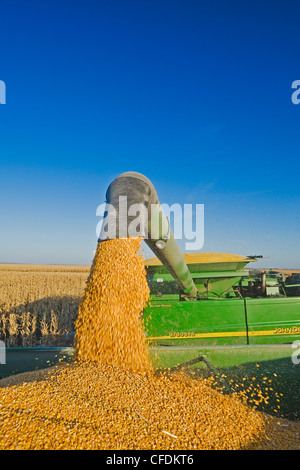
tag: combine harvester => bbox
[100,172,300,419]
[100,171,300,349]
[2,171,299,419]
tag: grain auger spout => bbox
[98,171,199,299]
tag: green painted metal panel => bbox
[143,298,247,346]
[152,270,248,281]
[194,276,241,297]
[143,296,300,346]
[245,297,300,345]
[149,270,248,298]
[146,260,250,274]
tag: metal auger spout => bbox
[98,171,199,299]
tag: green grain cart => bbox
[99,171,300,348]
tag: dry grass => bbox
[0,264,89,347]
[0,263,90,272]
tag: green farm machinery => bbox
[99,171,300,348]
[2,171,299,419]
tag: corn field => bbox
[0,264,90,347]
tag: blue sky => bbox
[0,0,300,268]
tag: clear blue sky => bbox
[0,0,299,268]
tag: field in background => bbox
[1,263,299,348]
[0,264,90,347]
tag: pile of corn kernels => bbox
[0,360,299,450]
[0,238,299,450]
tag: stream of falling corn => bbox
[74,237,152,374]
[0,237,299,450]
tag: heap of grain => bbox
[1,360,299,450]
[74,237,152,374]
[1,236,299,450]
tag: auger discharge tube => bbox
[98,171,198,298]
